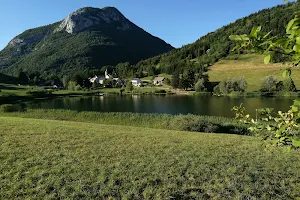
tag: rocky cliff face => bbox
[54,7,131,34]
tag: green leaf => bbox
[263,31,272,39]
[286,19,296,33]
[282,69,292,78]
[293,44,300,53]
[229,35,243,41]
[296,37,300,44]
[264,54,271,64]
[232,45,240,52]
[294,100,300,106]
[250,26,261,38]
[292,139,300,147]
[291,106,299,112]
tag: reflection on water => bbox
[25,95,296,117]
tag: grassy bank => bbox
[1,108,250,135]
[0,116,300,199]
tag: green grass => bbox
[1,109,250,135]
[0,84,39,96]
[0,116,300,199]
[208,54,300,92]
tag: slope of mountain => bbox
[0,7,173,78]
[208,54,300,91]
[135,2,300,74]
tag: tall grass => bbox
[1,108,250,135]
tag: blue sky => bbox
[0,0,291,50]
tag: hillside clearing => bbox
[208,54,300,92]
[0,116,300,199]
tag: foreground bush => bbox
[233,101,300,150]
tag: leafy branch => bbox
[232,101,300,150]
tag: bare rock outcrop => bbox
[54,7,131,34]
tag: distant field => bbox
[1,116,300,199]
[208,54,300,92]
[0,84,37,96]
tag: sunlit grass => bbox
[0,84,38,96]
[0,116,300,199]
[208,54,300,91]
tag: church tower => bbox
[105,69,109,79]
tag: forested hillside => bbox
[133,2,300,76]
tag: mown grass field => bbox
[1,116,300,199]
[208,54,300,92]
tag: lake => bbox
[25,95,297,118]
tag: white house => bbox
[89,75,105,84]
[89,69,114,85]
[153,77,165,86]
[131,78,143,87]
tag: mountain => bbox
[0,7,173,78]
[135,2,300,74]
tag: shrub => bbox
[231,77,247,92]
[67,81,82,91]
[0,104,26,113]
[282,78,296,92]
[233,101,300,149]
[219,80,230,95]
[74,85,82,91]
[261,75,277,92]
[213,85,221,94]
[164,78,171,85]
[153,89,167,94]
[126,81,134,92]
[168,114,250,135]
[195,78,206,92]
[0,104,15,112]
[215,77,247,95]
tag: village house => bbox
[131,78,143,87]
[153,77,165,86]
[89,69,119,85]
[89,75,105,84]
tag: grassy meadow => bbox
[0,84,37,96]
[208,54,300,92]
[1,116,300,199]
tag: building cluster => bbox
[88,69,166,87]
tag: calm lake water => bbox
[25,95,297,117]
